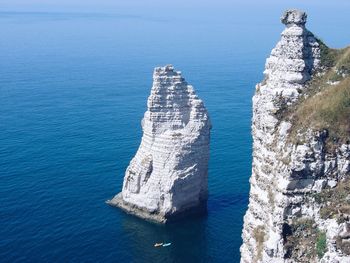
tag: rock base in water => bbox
[107,193,207,224]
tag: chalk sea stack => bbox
[108,65,211,223]
[241,9,350,262]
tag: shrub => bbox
[316,231,327,258]
[317,38,341,68]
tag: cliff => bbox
[241,9,350,263]
[108,65,211,223]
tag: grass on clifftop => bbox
[288,45,350,145]
[318,39,343,69]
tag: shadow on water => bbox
[208,193,249,213]
[112,192,249,263]
[118,211,212,263]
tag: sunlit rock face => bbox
[108,65,211,223]
[241,9,322,263]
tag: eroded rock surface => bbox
[108,65,211,223]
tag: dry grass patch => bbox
[313,179,350,223]
[253,225,266,262]
[292,77,350,141]
[286,46,350,146]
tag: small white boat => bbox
[162,243,171,247]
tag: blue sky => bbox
[1,0,350,12]
[1,0,349,48]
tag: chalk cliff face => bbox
[109,65,211,223]
[241,10,350,263]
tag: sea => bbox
[1,5,349,263]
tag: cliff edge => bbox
[241,9,350,262]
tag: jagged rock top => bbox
[281,9,307,26]
[261,9,320,102]
[146,64,209,134]
[154,64,180,77]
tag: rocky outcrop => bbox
[108,65,211,223]
[241,10,350,262]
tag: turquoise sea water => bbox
[0,9,349,263]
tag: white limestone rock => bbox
[108,65,211,223]
[241,9,350,262]
[281,9,307,27]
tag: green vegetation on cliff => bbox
[316,231,327,259]
[283,218,328,261]
[312,179,350,256]
[284,219,318,261]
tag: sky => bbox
[0,0,349,48]
[1,0,350,13]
